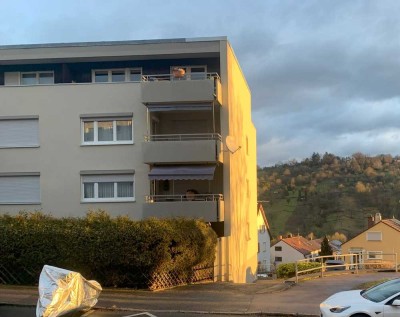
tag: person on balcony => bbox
[185,189,199,201]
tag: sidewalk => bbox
[1,272,398,316]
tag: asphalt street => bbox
[0,306,276,317]
[1,272,399,316]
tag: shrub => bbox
[0,210,218,288]
[276,262,321,279]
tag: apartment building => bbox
[0,37,258,283]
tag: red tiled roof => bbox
[381,219,400,232]
[282,236,321,256]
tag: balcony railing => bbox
[144,133,222,142]
[141,73,220,82]
[145,194,223,203]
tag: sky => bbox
[2,0,400,166]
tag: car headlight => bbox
[329,306,351,313]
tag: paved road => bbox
[0,306,275,317]
[1,272,399,316]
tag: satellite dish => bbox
[225,136,241,154]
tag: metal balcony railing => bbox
[145,194,224,203]
[141,72,220,82]
[144,133,222,142]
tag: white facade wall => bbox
[270,240,305,266]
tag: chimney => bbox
[375,213,382,224]
[278,235,283,240]
[367,215,375,228]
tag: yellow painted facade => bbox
[342,221,400,265]
[215,41,258,283]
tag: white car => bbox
[320,278,400,317]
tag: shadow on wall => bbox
[246,266,257,283]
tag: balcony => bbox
[142,133,223,164]
[143,194,224,222]
[141,73,222,105]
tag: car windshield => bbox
[362,279,400,303]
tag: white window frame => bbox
[366,231,382,241]
[20,71,54,85]
[170,65,207,80]
[367,251,383,260]
[91,68,142,83]
[81,117,134,145]
[81,174,135,203]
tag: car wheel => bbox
[351,314,371,317]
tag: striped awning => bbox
[148,165,216,180]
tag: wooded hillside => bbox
[258,152,400,240]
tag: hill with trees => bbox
[258,152,400,240]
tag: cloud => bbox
[3,0,400,167]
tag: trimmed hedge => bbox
[276,262,322,279]
[0,210,217,288]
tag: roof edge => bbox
[0,36,228,51]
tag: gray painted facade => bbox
[0,37,258,283]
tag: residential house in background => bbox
[341,213,400,269]
[257,203,272,273]
[0,37,258,283]
[329,239,342,256]
[270,235,322,266]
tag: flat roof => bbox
[0,36,227,50]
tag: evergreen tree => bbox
[320,236,333,259]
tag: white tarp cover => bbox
[36,265,102,317]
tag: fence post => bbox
[321,258,324,278]
[355,254,359,275]
[295,261,298,283]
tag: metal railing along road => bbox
[295,253,398,283]
[145,194,224,203]
[144,133,222,142]
[141,72,220,82]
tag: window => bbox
[20,72,54,85]
[0,117,39,148]
[82,117,133,145]
[367,232,382,241]
[0,174,40,204]
[367,251,383,260]
[171,65,207,80]
[81,173,135,202]
[275,246,282,251]
[263,242,267,252]
[275,257,282,262]
[92,68,142,83]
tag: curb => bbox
[0,302,319,317]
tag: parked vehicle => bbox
[320,278,400,317]
[325,260,346,271]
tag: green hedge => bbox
[276,262,322,278]
[0,210,217,288]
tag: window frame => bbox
[366,231,382,241]
[0,117,39,148]
[275,246,282,252]
[0,173,41,205]
[275,257,282,262]
[20,71,54,85]
[170,65,207,80]
[91,68,142,83]
[81,117,134,145]
[81,174,135,203]
[367,251,383,260]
